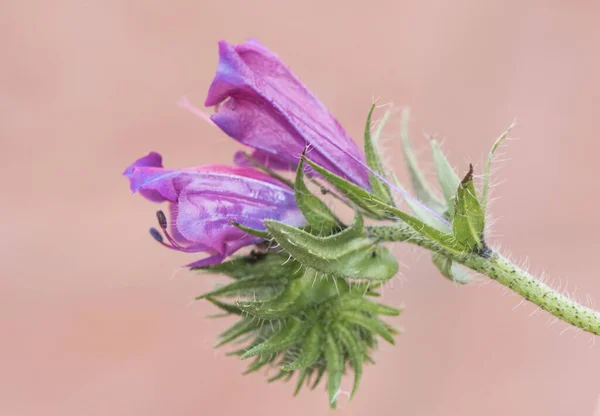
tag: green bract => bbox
[452,165,485,251]
[266,213,399,281]
[197,252,401,408]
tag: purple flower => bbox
[205,39,371,189]
[124,152,305,267]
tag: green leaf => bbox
[265,213,399,281]
[311,364,326,390]
[215,317,259,347]
[335,324,363,400]
[243,354,278,374]
[205,297,243,316]
[229,221,271,239]
[452,164,485,250]
[337,296,403,316]
[368,198,468,255]
[268,370,293,383]
[390,172,451,233]
[325,331,344,408]
[431,139,461,218]
[241,319,305,359]
[294,155,341,234]
[340,310,396,344]
[431,252,472,284]
[364,105,395,206]
[303,156,390,219]
[282,323,323,370]
[236,272,308,320]
[195,275,287,300]
[399,108,447,214]
[482,121,515,209]
[294,369,308,396]
[195,253,295,280]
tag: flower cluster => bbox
[124,39,370,268]
[124,38,600,411]
[125,39,491,408]
[123,39,403,407]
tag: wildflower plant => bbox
[124,39,600,408]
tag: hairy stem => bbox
[367,224,600,336]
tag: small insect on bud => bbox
[149,227,164,243]
[156,210,168,229]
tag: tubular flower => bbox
[205,39,371,189]
[123,152,305,267]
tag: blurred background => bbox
[3,1,600,415]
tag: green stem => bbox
[367,224,600,336]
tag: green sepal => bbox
[215,317,259,347]
[205,297,243,316]
[311,365,326,390]
[294,369,309,396]
[431,139,461,218]
[294,154,341,234]
[364,105,395,206]
[325,331,344,408]
[340,310,396,344]
[281,323,323,370]
[399,108,447,214]
[241,319,305,359]
[229,221,271,239]
[452,165,485,251]
[195,275,287,300]
[265,213,399,281]
[236,272,308,320]
[303,156,390,219]
[335,324,363,400]
[268,369,295,383]
[243,353,278,374]
[431,252,472,284]
[195,252,295,280]
[337,296,403,316]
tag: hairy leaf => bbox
[196,252,295,280]
[236,273,308,320]
[294,154,341,234]
[452,164,485,250]
[282,323,323,370]
[265,213,399,281]
[337,296,403,316]
[399,108,447,214]
[325,331,344,408]
[364,105,394,206]
[369,198,467,255]
[242,319,305,359]
[431,139,461,218]
[340,310,396,344]
[303,157,390,219]
[336,324,363,399]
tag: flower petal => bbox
[124,155,305,266]
[205,39,370,189]
[233,150,295,171]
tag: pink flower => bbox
[124,152,305,267]
[205,39,371,189]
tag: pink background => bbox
[3,1,600,415]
